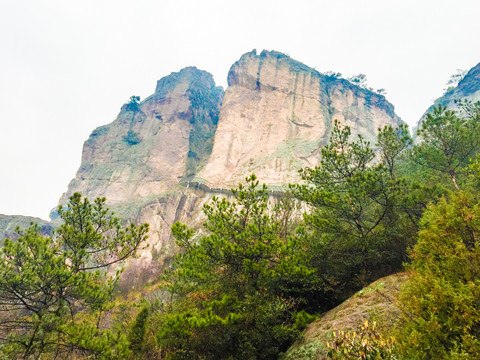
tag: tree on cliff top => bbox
[0,193,149,359]
[413,104,480,190]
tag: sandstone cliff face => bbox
[197,50,402,188]
[56,51,402,288]
[61,67,223,205]
[57,67,223,287]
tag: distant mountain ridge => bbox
[418,61,480,123]
[0,215,52,243]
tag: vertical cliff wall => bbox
[60,67,223,204]
[196,50,402,188]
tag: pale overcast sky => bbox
[1,0,480,219]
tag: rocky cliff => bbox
[60,67,223,204]
[55,50,402,288]
[58,67,224,287]
[196,50,402,188]
[419,61,480,123]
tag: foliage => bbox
[444,69,468,93]
[413,104,480,190]
[348,74,373,91]
[129,306,150,353]
[376,88,387,96]
[324,71,343,80]
[456,99,480,122]
[396,187,480,359]
[377,123,412,179]
[281,340,325,360]
[0,193,149,359]
[185,85,223,177]
[124,129,141,145]
[153,175,317,359]
[327,320,397,359]
[126,95,141,112]
[294,121,417,304]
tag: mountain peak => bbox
[155,66,217,95]
[416,61,480,127]
[456,61,480,97]
[227,49,322,88]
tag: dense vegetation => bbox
[0,194,149,359]
[2,102,480,359]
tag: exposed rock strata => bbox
[58,67,223,286]
[197,50,402,188]
[60,67,223,204]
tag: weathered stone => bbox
[197,50,402,189]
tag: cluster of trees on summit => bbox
[2,101,480,359]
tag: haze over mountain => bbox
[48,50,402,285]
[2,0,480,220]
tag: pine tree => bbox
[0,193,149,359]
[156,175,316,359]
[294,121,415,300]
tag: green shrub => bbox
[123,130,141,145]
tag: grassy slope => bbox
[282,272,409,360]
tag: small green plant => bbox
[327,320,397,359]
[283,340,325,360]
[123,130,141,145]
[348,74,373,91]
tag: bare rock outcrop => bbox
[57,67,223,287]
[60,67,223,204]
[197,50,402,188]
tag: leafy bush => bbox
[396,189,480,359]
